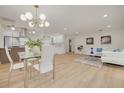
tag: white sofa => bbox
[101,51,124,66]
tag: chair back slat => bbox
[5,45,13,64]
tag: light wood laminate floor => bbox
[0,54,124,88]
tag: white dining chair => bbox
[25,45,41,79]
[38,45,56,80]
[5,45,31,87]
[27,58,41,79]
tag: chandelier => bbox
[20,5,50,28]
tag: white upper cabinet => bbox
[3,30,19,37]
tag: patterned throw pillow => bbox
[113,49,121,52]
[97,48,102,52]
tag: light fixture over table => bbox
[20,5,50,28]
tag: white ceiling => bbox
[0,5,124,35]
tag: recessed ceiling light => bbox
[107,25,111,28]
[103,14,108,18]
[64,28,67,30]
[32,31,36,34]
[75,32,79,34]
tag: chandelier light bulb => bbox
[39,23,44,27]
[40,14,46,20]
[20,14,27,21]
[107,25,111,28]
[32,31,36,34]
[25,12,33,20]
[29,21,35,27]
[103,14,108,18]
[45,21,50,27]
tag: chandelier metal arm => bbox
[35,5,38,24]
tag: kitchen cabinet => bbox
[0,47,25,64]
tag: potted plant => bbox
[25,38,42,54]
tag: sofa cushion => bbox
[102,51,124,58]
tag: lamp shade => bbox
[20,14,27,21]
[39,23,44,27]
[40,14,46,20]
[25,12,33,20]
[29,21,35,27]
[45,21,50,27]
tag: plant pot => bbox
[31,46,41,54]
[25,45,31,53]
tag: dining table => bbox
[18,51,41,88]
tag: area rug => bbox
[75,56,103,68]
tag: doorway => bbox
[69,39,72,53]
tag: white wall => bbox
[74,30,124,54]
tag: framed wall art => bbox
[101,35,111,44]
[86,37,94,45]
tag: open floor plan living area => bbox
[0,5,124,88]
